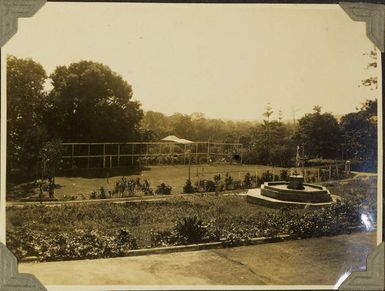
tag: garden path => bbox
[19,231,376,286]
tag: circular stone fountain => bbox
[246,174,339,209]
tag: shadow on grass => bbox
[56,166,149,178]
[6,180,37,200]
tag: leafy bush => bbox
[183,179,196,194]
[195,180,216,192]
[213,174,221,184]
[6,228,139,261]
[155,183,172,195]
[115,228,138,251]
[243,172,257,188]
[257,171,274,186]
[279,170,289,181]
[99,187,107,199]
[224,173,233,190]
[141,179,153,195]
[113,177,153,196]
[175,216,207,244]
[150,229,179,247]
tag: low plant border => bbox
[7,190,248,207]
[20,225,370,263]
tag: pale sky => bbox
[4,3,381,121]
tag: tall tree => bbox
[141,111,171,139]
[251,120,295,166]
[7,55,48,173]
[169,113,195,139]
[295,106,341,159]
[340,99,377,170]
[45,61,143,142]
[39,139,63,197]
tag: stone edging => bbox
[21,226,369,263]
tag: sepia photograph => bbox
[1,1,382,289]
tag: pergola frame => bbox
[61,141,243,169]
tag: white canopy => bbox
[161,135,194,144]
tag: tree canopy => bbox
[340,99,377,170]
[7,56,48,172]
[295,107,341,159]
[6,55,378,175]
[44,61,143,142]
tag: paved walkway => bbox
[19,231,377,286]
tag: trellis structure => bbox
[61,141,243,169]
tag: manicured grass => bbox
[8,164,285,200]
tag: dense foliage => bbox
[7,56,48,173]
[340,100,377,171]
[45,61,143,142]
[7,55,378,176]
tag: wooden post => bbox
[184,144,186,165]
[103,144,106,168]
[328,165,332,180]
[71,144,74,168]
[207,142,210,163]
[336,165,339,177]
[146,144,149,166]
[117,144,120,167]
[132,144,135,165]
[317,167,320,182]
[87,144,90,168]
[159,144,162,165]
[195,143,198,164]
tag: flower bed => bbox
[6,178,376,262]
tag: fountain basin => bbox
[246,188,339,209]
[246,174,339,209]
[261,181,333,203]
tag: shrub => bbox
[205,180,216,192]
[114,177,127,195]
[90,191,97,199]
[183,179,196,194]
[141,179,153,195]
[279,170,290,181]
[150,229,179,247]
[257,171,274,186]
[115,228,138,251]
[155,183,172,195]
[233,180,243,189]
[243,172,257,188]
[114,177,153,196]
[195,180,216,192]
[224,173,233,190]
[175,216,207,244]
[261,171,274,183]
[99,187,107,199]
[213,174,221,184]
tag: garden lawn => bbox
[6,175,377,262]
[7,164,285,200]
